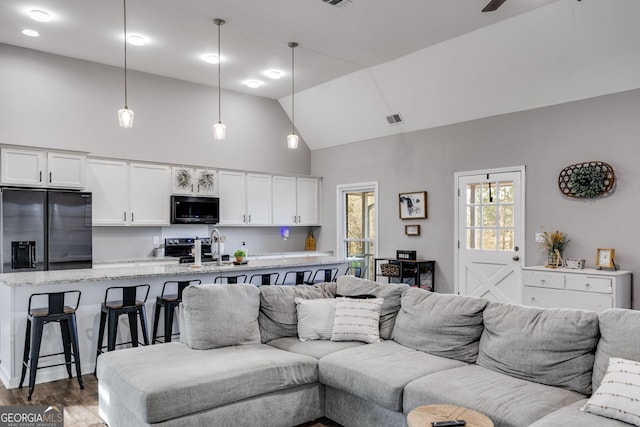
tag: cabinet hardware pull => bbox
[124,212,126,221]
[132,212,134,222]
[39,171,42,182]
[248,214,251,223]
[293,215,296,223]
[191,184,194,192]
[49,172,52,183]
[243,214,246,223]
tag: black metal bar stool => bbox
[20,290,84,401]
[152,279,201,344]
[249,273,280,286]
[308,268,339,284]
[213,275,247,284]
[281,270,313,285]
[96,284,150,362]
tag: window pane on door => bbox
[465,181,514,251]
[344,191,375,279]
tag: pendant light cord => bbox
[123,0,128,109]
[217,20,222,124]
[291,44,295,135]
[289,42,298,135]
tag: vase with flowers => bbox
[541,230,570,268]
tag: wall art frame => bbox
[399,191,427,219]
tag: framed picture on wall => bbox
[399,191,427,219]
[405,225,421,236]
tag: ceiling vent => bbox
[322,0,353,7]
[386,113,403,125]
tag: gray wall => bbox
[312,89,640,307]
[0,44,313,260]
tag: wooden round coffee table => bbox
[407,405,493,427]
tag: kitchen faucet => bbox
[210,228,222,266]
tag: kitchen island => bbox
[0,255,351,388]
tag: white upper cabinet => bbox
[218,172,274,226]
[47,152,86,188]
[171,166,217,196]
[296,177,319,225]
[1,147,85,189]
[246,174,272,225]
[86,158,129,225]
[272,176,297,225]
[86,159,170,226]
[272,176,320,226]
[218,170,246,225]
[130,163,171,225]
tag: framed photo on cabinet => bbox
[399,191,427,219]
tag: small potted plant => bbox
[541,230,570,268]
[234,249,246,263]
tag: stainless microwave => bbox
[170,196,219,224]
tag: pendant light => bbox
[118,0,134,128]
[287,42,299,149]
[213,19,226,140]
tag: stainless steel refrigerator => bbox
[0,188,92,273]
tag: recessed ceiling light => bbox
[246,80,262,89]
[22,29,40,37]
[202,54,219,64]
[127,34,147,46]
[29,9,51,22]
[265,70,281,80]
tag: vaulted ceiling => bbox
[2,0,639,150]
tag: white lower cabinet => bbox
[522,266,631,312]
[86,159,170,226]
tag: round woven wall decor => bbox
[558,161,615,198]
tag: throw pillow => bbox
[295,298,337,341]
[582,357,640,426]
[331,298,383,344]
[180,283,261,350]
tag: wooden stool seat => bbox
[30,306,76,317]
[104,299,146,309]
[407,405,493,427]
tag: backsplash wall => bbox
[92,226,319,261]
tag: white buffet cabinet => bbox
[522,266,631,312]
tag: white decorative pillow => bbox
[295,298,337,341]
[582,357,640,426]
[331,298,383,344]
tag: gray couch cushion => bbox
[477,303,599,395]
[404,365,585,427]
[319,340,466,412]
[268,336,364,359]
[258,282,337,343]
[96,342,319,424]
[392,289,489,363]
[336,276,409,340]
[180,283,261,350]
[529,399,632,427]
[593,308,640,391]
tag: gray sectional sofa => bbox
[97,275,640,427]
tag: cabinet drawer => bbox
[565,276,612,294]
[523,271,565,289]
[524,286,613,312]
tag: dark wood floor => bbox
[0,375,342,427]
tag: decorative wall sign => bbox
[399,191,427,219]
[558,161,615,198]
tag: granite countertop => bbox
[0,255,350,287]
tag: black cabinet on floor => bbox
[374,258,436,291]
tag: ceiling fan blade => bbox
[482,0,508,12]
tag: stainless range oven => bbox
[164,238,211,257]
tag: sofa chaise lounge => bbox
[97,276,640,427]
